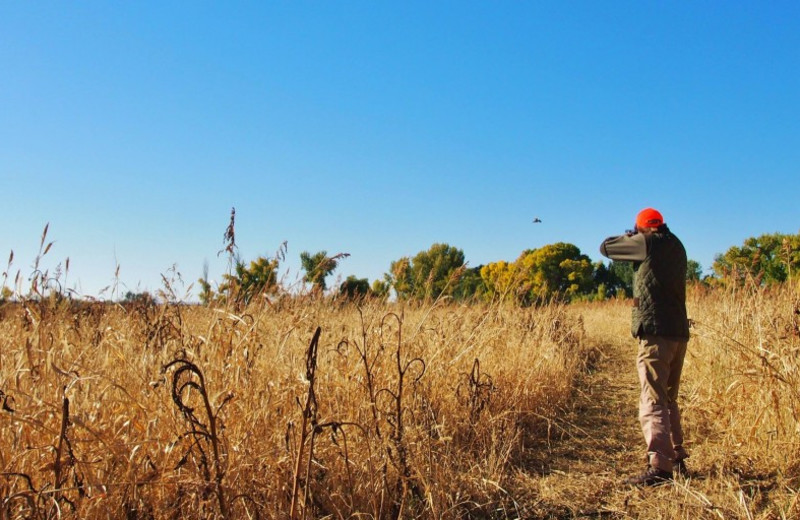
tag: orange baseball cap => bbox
[636,208,664,229]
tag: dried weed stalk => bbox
[164,356,233,519]
[456,358,495,425]
[376,312,426,518]
[288,327,320,520]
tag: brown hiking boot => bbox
[674,456,689,478]
[622,465,673,487]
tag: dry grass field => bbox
[1,281,799,519]
[519,284,800,520]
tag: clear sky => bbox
[2,2,798,299]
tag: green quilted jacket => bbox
[600,226,690,339]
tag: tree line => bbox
[2,218,796,306]
[195,230,800,306]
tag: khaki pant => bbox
[636,334,689,472]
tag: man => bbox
[600,208,690,486]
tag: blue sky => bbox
[2,2,798,298]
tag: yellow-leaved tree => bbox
[481,243,594,305]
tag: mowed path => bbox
[514,304,788,519]
[515,305,654,517]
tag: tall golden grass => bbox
[673,281,800,518]
[685,281,800,471]
[551,285,800,520]
[0,295,588,519]
[1,278,799,519]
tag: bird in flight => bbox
[532,217,542,223]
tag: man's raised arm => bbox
[599,232,647,262]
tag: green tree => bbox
[387,257,412,299]
[122,290,156,305]
[686,259,703,283]
[409,243,466,300]
[384,244,467,301]
[371,279,390,299]
[217,256,280,305]
[300,251,349,292]
[712,232,800,285]
[784,235,800,284]
[606,261,634,298]
[452,265,485,301]
[339,275,371,300]
[592,262,612,300]
[198,260,214,304]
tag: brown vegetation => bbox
[0,296,587,519]
[1,281,799,519]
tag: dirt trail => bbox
[542,336,643,475]
[517,309,650,517]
